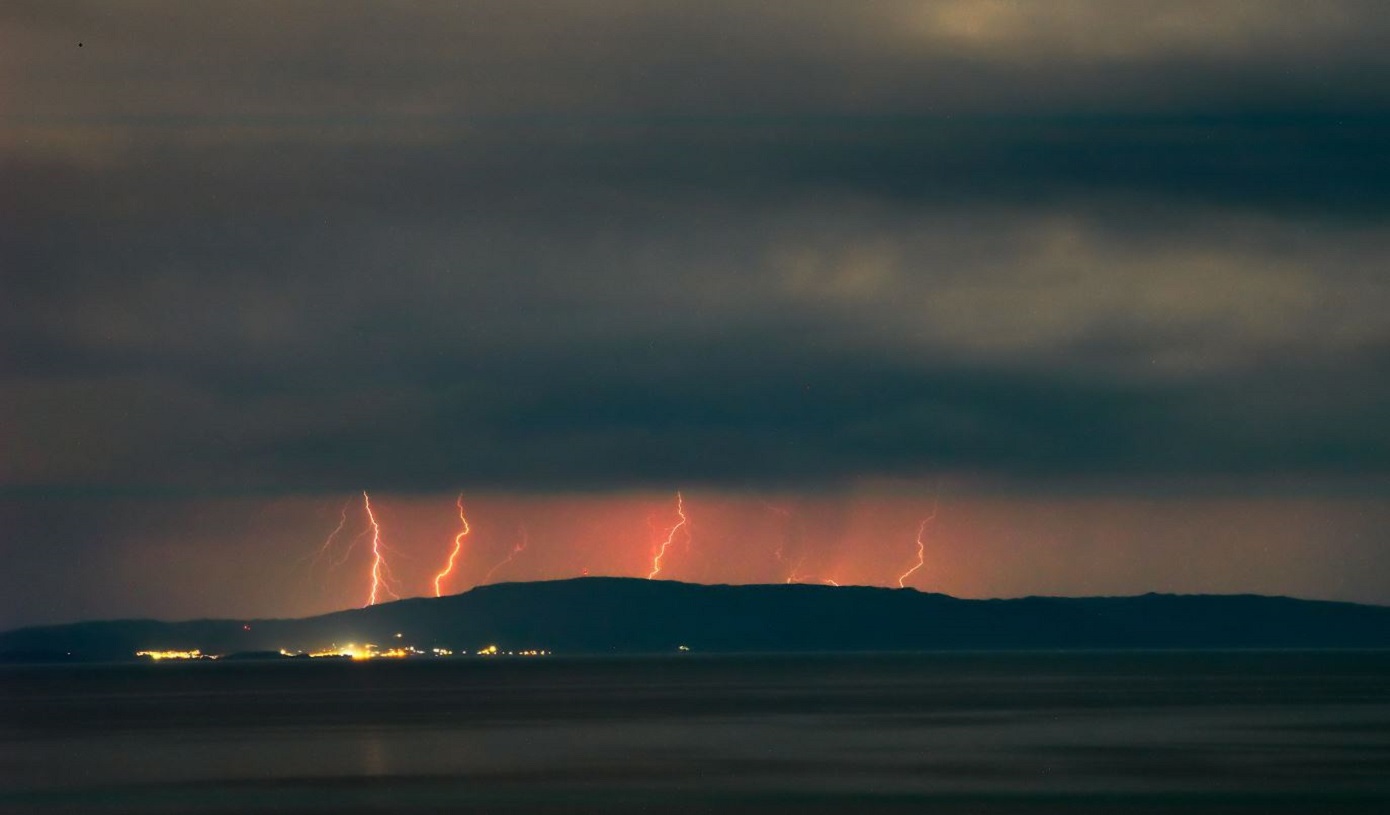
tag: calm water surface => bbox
[3,652,1389,813]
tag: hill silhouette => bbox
[3,578,1389,661]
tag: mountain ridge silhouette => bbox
[4,577,1389,661]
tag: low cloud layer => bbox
[4,1,1389,493]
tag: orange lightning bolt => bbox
[485,524,528,583]
[647,491,688,580]
[897,501,939,589]
[433,494,471,597]
[362,491,398,607]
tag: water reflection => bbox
[3,652,1389,813]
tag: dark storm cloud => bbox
[4,1,1390,493]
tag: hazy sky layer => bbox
[3,2,1388,626]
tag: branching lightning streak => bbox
[362,491,398,607]
[310,500,351,567]
[897,498,939,589]
[331,525,371,569]
[485,524,528,583]
[647,491,687,580]
[433,494,471,597]
[822,578,840,586]
[293,498,351,585]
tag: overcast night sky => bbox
[3,1,1389,628]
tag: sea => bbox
[3,651,1389,814]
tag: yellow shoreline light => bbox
[135,649,207,661]
[137,642,549,660]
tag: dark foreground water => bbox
[3,652,1389,814]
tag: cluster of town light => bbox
[474,645,549,656]
[289,643,418,660]
[134,649,209,661]
[280,641,548,659]
[136,635,550,661]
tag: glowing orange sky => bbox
[22,483,1389,623]
[3,480,1387,628]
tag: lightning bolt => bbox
[297,497,360,604]
[897,498,939,589]
[310,499,351,567]
[331,525,371,569]
[484,523,528,583]
[293,498,351,579]
[647,491,688,580]
[822,578,840,586]
[362,491,399,607]
[433,493,471,597]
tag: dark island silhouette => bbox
[4,577,1390,662]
